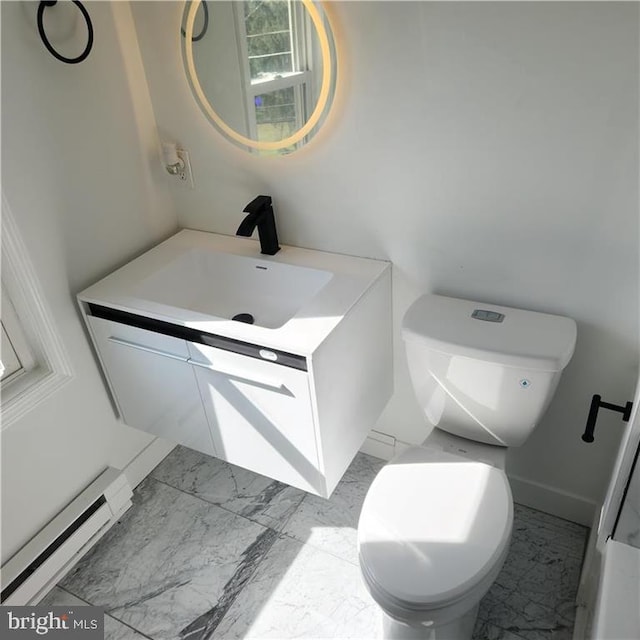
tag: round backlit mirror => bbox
[182,0,337,156]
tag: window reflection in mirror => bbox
[182,0,336,156]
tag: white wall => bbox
[1,1,177,563]
[6,0,632,570]
[133,1,638,523]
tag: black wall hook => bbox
[37,0,93,65]
[582,394,633,443]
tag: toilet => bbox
[357,294,577,639]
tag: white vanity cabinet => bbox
[188,343,322,493]
[78,229,393,498]
[86,316,216,457]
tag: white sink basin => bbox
[134,248,333,329]
[78,230,390,355]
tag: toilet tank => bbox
[402,295,577,447]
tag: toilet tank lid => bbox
[402,294,577,372]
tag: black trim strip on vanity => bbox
[87,303,308,371]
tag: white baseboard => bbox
[123,438,175,490]
[360,431,397,460]
[508,473,596,526]
[360,433,596,526]
[360,430,416,461]
[572,605,590,640]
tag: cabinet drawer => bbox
[87,315,190,360]
[188,342,322,493]
[87,316,216,457]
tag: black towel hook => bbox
[37,0,93,65]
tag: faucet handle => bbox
[243,195,272,214]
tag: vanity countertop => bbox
[78,229,390,356]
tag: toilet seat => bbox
[357,446,513,611]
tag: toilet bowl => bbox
[357,294,577,639]
[358,440,512,639]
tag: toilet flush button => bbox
[520,379,531,388]
[472,309,505,323]
[259,349,278,362]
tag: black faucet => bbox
[236,195,280,255]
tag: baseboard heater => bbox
[1,467,132,605]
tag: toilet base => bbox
[381,604,479,640]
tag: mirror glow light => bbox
[183,0,336,155]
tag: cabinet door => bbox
[188,342,322,494]
[87,316,216,457]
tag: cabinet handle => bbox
[187,358,287,392]
[107,336,189,362]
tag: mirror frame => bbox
[182,0,337,154]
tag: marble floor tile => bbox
[213,535,380,639]
[103,616,151,640]
[39,587,148,640]
[61,478,277,640]
[151,445,306,531]
[474,505,587,640]
[472,620,529,640]
[43,452,587,640]
[282,452,386,565]
[40,585,89,608]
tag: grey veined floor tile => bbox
[151,445,306,531]
[103,617,150,640]
[61,478,278,640]
[282,452,386,565]
[40,585,89,608]
[474,504,588,640]
[472,620,529,640]
[39,587,148,640]
[45,451,587,640]
[213,535,380,639]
